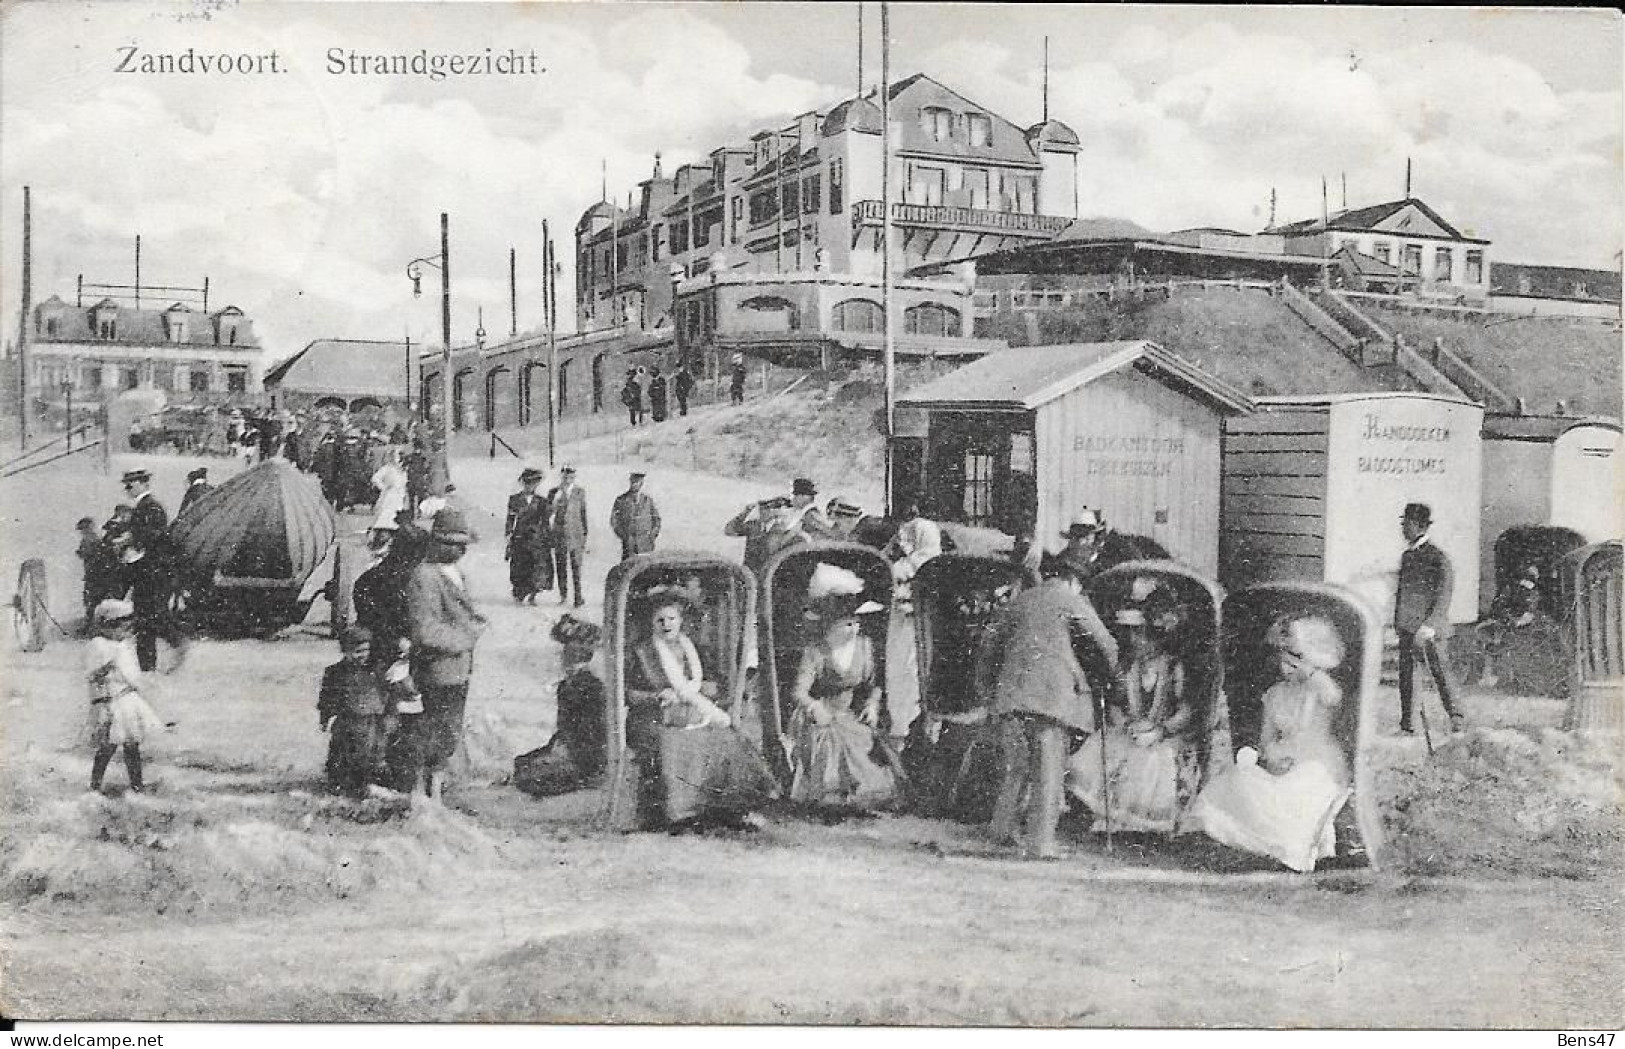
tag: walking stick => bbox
[1094,684,1112,853]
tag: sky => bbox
[1,2,1619,365]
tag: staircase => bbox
[1278,279,1364,361]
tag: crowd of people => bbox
[71,430,1462,873]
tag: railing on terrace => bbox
[851,200,1073,236]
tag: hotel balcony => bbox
[851,200,1073,238]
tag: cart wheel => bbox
[12,559,48,652]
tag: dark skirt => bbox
[626,714,776,827]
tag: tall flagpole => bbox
[544,221,558,468]
[881,1,895,513]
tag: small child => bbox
[85,599,164,793]
[75,517,109,625]
[318,626,389,797]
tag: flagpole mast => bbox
[881,0,895,514]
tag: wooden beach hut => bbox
[1220,392,1485,624]
[891,341,1253,577]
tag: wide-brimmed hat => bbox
[550,613,604,649]
[634,584,702,623]
[804,562,882,619]
[93,599,135,624]
[120,469,151,485]
[1060,507,1105,540]
[1267,615,1344,671]
[792,477,817,497]
[187,467,208,482]
[430,508,476,545]
[519,466,545,483]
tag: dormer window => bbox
[99,319,116,340]
[921,106,953,142]
[966,113,992,147]
[43,318,58,337]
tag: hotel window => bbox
[731,197,743,239]
[904,302,960,337]
[1465,250,1484,284]
[832,298,884,333]
[780,180,799,218]
[1401,244,1423,275]
[1012,174,1037,215]
[652,225,665,261]
[86,367,103,390]
[922,106,953,142]
[121,367,139,390]
[966,113,992,147]
[909,165,946,206]
[829,158,843,215]
[190,370,211,393]
[559,360,570,408]
[802,176,821,214]
[963,168,990,209]
[693,214,711,249]
[749,188,778,226]
[672,220,689,255]
[1434,247,1454,283]
[225,368,247,394]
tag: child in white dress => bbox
[85,599,165,793]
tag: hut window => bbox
[922,106,953,142]
[1373,241,1392,264]
[905,302,960,337]
[1401,244,1423,275]
[962,452,995,527]
[1465,251,1484,284]
[832,298,884,333]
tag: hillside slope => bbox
[1370,307,1621,417]
[982,287,1424,396]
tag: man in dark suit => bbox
[121,469,187,672]
[609,471,661,561]
[980,543,1119,859]
[1396,502,1465,735]
[549,465,589,608]
[504,467,553,604]
[178,467,212,518]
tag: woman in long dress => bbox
[1181,615,1351,872]
[623,587,776,829]
[1067,585,1198,833]
[371,448,410,525]
[787,564,899,811]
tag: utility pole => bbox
[775,129,785,273]
[404,331,412,414]
[134,235,142,308]
[544,220,558,468]
[17,186,32,450]
[440,212,452,484]
[881,1,895,513]
[509,247,518,336]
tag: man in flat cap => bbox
[119,469,187,672]
[610,471,661,561]
[1395,502,1465,736]
[178,467,213,518]
[549,466,589,608]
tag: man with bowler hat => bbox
[610,471,661,561]
[550,466,590,607]
[1396,502,1465,735]
[981,540,1119,859]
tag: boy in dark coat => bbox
[318,626,389,796]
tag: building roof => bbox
[1489,261,1622,302]
[898,340,1253,415]
[34,297,258,349]
[886,73,1042,169]
[823,97,883,136]
[1025,119,1080,147]
[1268,197,1481,242]
[262,339,411,398]
[1482,414,1622,441]
[1254,391,1477,408]
[1052,217,1161,243]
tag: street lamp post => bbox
[61,380,72,452]
[406,212,453,493]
